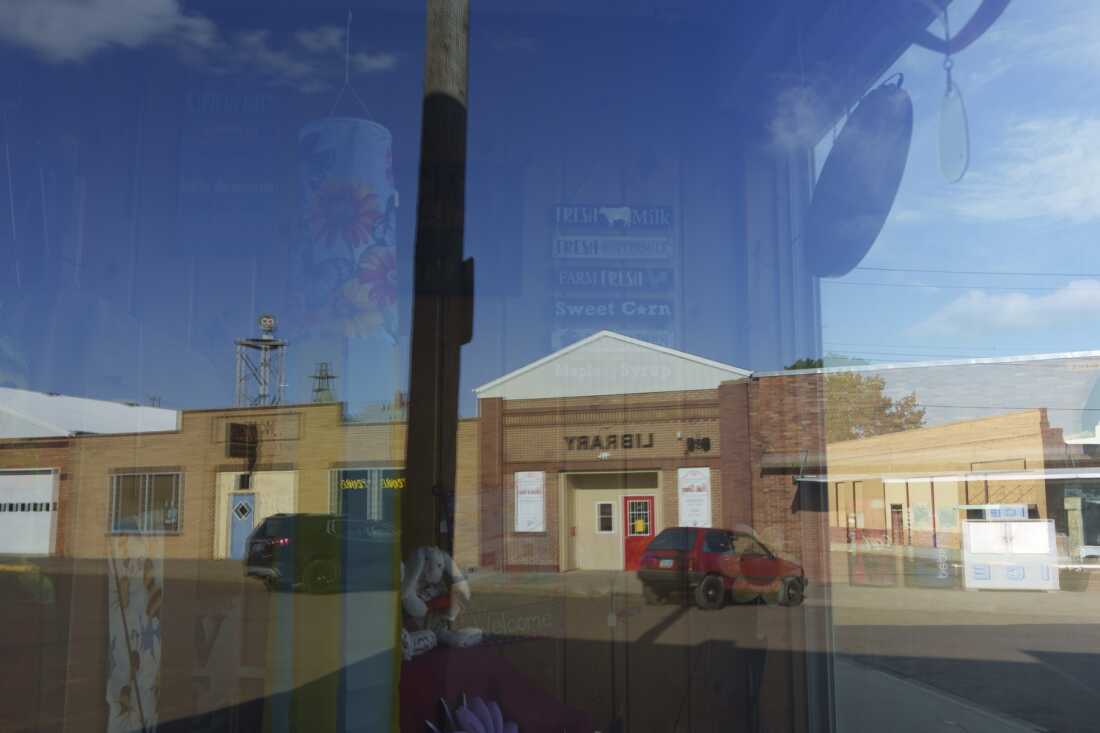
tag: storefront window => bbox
[6,1,1100,731]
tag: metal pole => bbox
[403,0,474,558]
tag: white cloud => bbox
[0,0,214,62]
[295,25,344,54]
[352,51,397,74]
[910,280,1100,338]
[768,83,831,151]
[0,3,396,92]
[945,116,1100,223]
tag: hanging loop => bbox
[942,5,954,94]
[329,8,371,118]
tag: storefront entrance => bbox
[565,471,659,571]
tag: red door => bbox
[623,496,655,570]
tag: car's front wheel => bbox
[694,574,726,610]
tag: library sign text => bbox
[564,433,655,450]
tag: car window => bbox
[255,518,289,539]
[647,527,692,551]
[732,534,767,556]
[703,530,731,553]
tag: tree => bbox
[821,372,926,442]
[784,359,927,442]
[785,357,823,370]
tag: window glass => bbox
[704,530,731,553]
[648,527,692,551]
[148,474,181,533]
[5,2,1100,731]
[596,502,613,533]
[732,534,766,556]
[111,475,144,533]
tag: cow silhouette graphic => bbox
[598,206,631,229]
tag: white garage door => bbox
[0,471,57,556]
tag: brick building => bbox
[5,332,1100,587]
[468,331,830,579]
[43,402,478,562]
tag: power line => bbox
[824,280,1060,292]
[855,265,1100,278]
[824,340,1008,352]
[916,404,1100,412]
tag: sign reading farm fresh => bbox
[556,267,674,290]
[564,433,655,450]
[514,471,546,533]
[678,468,712,528]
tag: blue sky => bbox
[0,1,1097,418]
[820,0,1100,363]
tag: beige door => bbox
[568,472,659,570]
[573,487,624,570]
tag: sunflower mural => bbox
[299,118,398,346]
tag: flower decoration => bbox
[309,180,384,251]
[427,694,518,733]
[356,246,398,307]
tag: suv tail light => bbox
[273,537,291,546]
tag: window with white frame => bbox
[110,473,182,534]
[596,502,614,533]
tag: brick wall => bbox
[718,380,753,528]
[477,397,504,568]
[480,390,725,571]
[746,373,830,580]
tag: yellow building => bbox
[823,409,1066,550]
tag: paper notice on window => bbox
[515,471,546,533]
[678,467,711,528]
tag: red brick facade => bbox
[471,376,832,580]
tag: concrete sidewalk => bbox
[835,655,1046,732]
[467,568,645,598]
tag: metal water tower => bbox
[235,314,287,406]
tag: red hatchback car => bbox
[637,527,806,609]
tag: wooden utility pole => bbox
[403,0,474,559]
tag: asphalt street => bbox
[3,560,1100,731]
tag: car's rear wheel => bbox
[304,558,338,594]
[263,576,279,592]
[694,574,726,610]
[779,577,804,607]
[642,583,665,605]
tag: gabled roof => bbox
[0,388,179,438]
[475,331,751,400]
